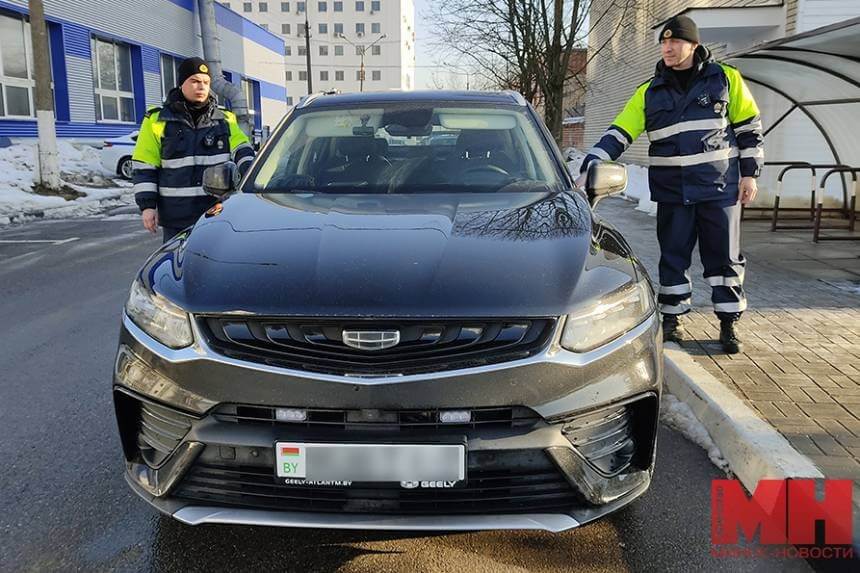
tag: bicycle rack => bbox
[765,163,853,231]
[814,167,859,242]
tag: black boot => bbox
[662,314,683,344]
[720,320,742,354]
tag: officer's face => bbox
[661,38,697,69]
[181,74,211,103]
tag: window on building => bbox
[334,1,343,11]
[371,0,380,11]
[298,70,307,81]
[371,44,380,56]
[319,45,328,56]
[372,70,380,81]
[335,70,344,81]
[371,22,380,34]
[287,96,294,105]
[284,45,292,56]
[159,54,182,99]
[355,1,364,12]
[356,69,363,81]
[286,70,293,81]
[298,45,307,56]
[243,2,251,12]
[261,23,269,30]
[319,23,328,34]
[282,23,291,34]
[318,1,327,11]
[355,23,365,35]
[242,78,258,122]
[297,1,306,12]
[320,70,328,81]
[222,2,230,9]
[334,45,343,56]
[355,45,364,56]
[0,12,36,118]
[334,23,343,35]
[281,2,290,11]
[259,2,268,11]
[92,37,135,123]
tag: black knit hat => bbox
[177,57,211,87]
[660,15,700,44]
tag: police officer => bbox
[578,16,763,354]
[132,57,255,243]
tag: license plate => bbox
[275,442,466,482]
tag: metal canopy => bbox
[725,17,860,206]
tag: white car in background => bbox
[100,131,138,180]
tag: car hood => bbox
[145,191,635,317]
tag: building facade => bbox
[0,0,287,141]
[584,0,860,166]
[226,0,415,105]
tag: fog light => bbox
[440,410,471,424]
[276,408,308,422]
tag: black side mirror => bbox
[586,161,628,209]
[202,162,238,199]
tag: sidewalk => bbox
[598,197,860,487]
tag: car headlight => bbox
[561,281,655,352]
[125,280,193,349]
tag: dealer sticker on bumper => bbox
[275,442,465,482]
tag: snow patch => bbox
[661,392,730,472]
[0,141,132,223]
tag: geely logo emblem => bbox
[400,481,420,489]
[342,330,400,351]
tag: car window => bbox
[249,104,564,194]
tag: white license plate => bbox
[275,442,466,482]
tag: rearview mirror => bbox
[586,161,627,209]
[202,162,238,199]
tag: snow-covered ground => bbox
[564,147,656,216]
[661,392,729,472]
[0,141,133,225]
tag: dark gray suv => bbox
[113,90,661,532]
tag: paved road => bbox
[0,216,813,572]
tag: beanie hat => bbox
[177,57,211,87]
[660,15,700,44]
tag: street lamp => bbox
[338,33,386,92]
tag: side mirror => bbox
[202,162,238,199]
[586,161,627,209]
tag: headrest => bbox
[455,130,508,156]
[335,137,375,157]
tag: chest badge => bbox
[204,134,215,147]
[217,139,224,150]
[697,93,712,108]
[714,101,724,114]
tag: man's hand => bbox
[739,177,757,205]
[142,208,158,234]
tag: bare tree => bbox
[431,0,638,145]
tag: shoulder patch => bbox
[144,106,162,118]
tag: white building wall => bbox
[796,0,860,33]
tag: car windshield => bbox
[248,103,566,194]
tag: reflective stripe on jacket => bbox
[581,47,764,204]
[132,89,255,228]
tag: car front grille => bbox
[173,450,582,515]
[214,405,542,431]
[198,317,556,376]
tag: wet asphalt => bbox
[0,215,819,572]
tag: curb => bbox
[662,346,824,490]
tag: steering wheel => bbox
[462,164,510,178]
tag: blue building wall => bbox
[0,0,286,140]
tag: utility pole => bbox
[304,13,313,94]
[339,33,385,92]
[28,0,61,190]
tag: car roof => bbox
[297,90,528,109]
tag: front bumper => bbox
[113,312,662,531]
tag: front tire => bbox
[119,157,133,180]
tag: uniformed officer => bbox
[578,16,763,354]
[132,57,255,243]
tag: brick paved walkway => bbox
[598,197,860,485]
